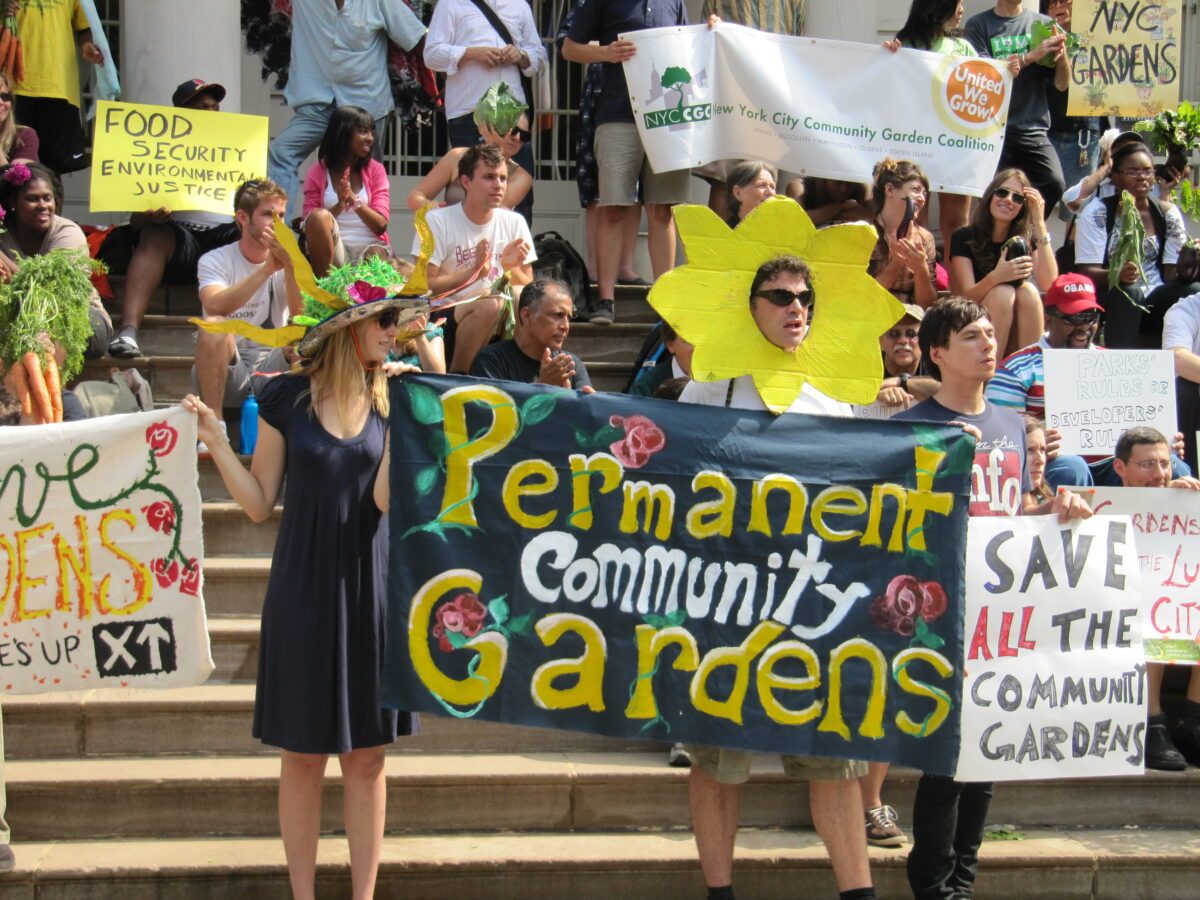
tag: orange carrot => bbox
[4,36,15,79]
[43,355,62,423]
[0,32,11,72]
[13,38,21,84]
[22,351,52,424]
[7,360,33,421]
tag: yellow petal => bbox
[647,197,905,414]
[191,318,308,348]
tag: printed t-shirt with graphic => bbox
[895,397,1031,517]
[566,0,688,127]
[197,243,293,370]
[1074,196,1188,292]
[15,0,90,108]
[416,203,536,303]
[963,8,1058,133]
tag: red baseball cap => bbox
[1044,273,1102,314]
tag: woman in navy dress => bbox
[185,291,416,900]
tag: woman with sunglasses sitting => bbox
[1075,141,1200,348]
[948,168,1054,356]
[406,110,533,214]
[301,106,391,278]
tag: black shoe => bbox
[589,298,614,325]
[1145,720,1187,771]
[1172,718,1200,767]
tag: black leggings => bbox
[1103,280,1200,349]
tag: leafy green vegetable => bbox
[1108,191,1153,315]
[0,249,103,381]
[1134,101,1200,155]
[1029,21,1079,68]
[473,82,527,137]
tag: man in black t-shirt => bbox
[470,278,592,389]
[964,1,1070,215]
[896,297,1091,899]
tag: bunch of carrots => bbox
[0,250,100,425]
[0,14,24,84]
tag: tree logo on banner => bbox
[643,61,711,130]
[930,56,1009,139]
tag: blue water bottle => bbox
[240,392,259,455]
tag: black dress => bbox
[252,374,415,753]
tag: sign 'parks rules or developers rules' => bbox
[90,100,269,215]
[956,516,1147,781]
[620,22,1011,196]
[384,375,973,775]
[1,407,214,693]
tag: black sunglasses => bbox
[756,287,815,309]
[513,127,532,143]
[375,309,401,329]
[992,187,1026,205]
[886,328,920,341]
[0,92,12,103]
[1048,308,1100,326]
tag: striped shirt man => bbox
[985,336,1051,418]
[701,0,806,35]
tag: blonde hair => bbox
[0,73,18,160]
[295,323,390,422]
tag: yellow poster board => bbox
[1067,0,1182,117]
[90,101,269,215]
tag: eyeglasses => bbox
[0,93,12,103]
[375,309,401,329]
[1130,459,1171,472]
[1048,309,1100,326]
[513,127,532,143]
[885,328,920,341]
[992,187,1026,205]
[1117,167,1155,179]
[755,288,815,309]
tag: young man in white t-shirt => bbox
[194,179,303,442]
[415,143,535,373]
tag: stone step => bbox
[6,828,1200,899]
[0,685,665,759]
[208,617,260,682]
[6,750,1199,841]
[201,502,281,557]
[198,456,250,502]
[200,556,270,616]
[119,316,653,365]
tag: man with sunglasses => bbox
[985,273,1098,488]
[683,257,876,900]
[424,0,545,225]
[873,304,939,411]
[679,256,851,414]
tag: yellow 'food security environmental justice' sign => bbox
[90,101,269,215]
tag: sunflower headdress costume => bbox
[190,207,484,360]
[648,197,905,413]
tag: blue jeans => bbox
[446,111,534,225]
[267,104,390,221]
[907,774,993,899]
[1050,127,1100,221]
[1045,453,1094,490]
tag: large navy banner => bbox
[384,375,973,775]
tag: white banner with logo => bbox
[956,516,1147,781]
[621,23,1012,196]
[0,407,214,693]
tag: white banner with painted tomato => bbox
[0,407,213,693]
[621,23,1012,196]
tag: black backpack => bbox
[532,231,592,313]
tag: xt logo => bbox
[93,617,179,678]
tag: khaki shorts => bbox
[688,745,868,784]
[595,122,692,207]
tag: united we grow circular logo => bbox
[931,57,1008,138]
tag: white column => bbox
[120,0,243,111]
